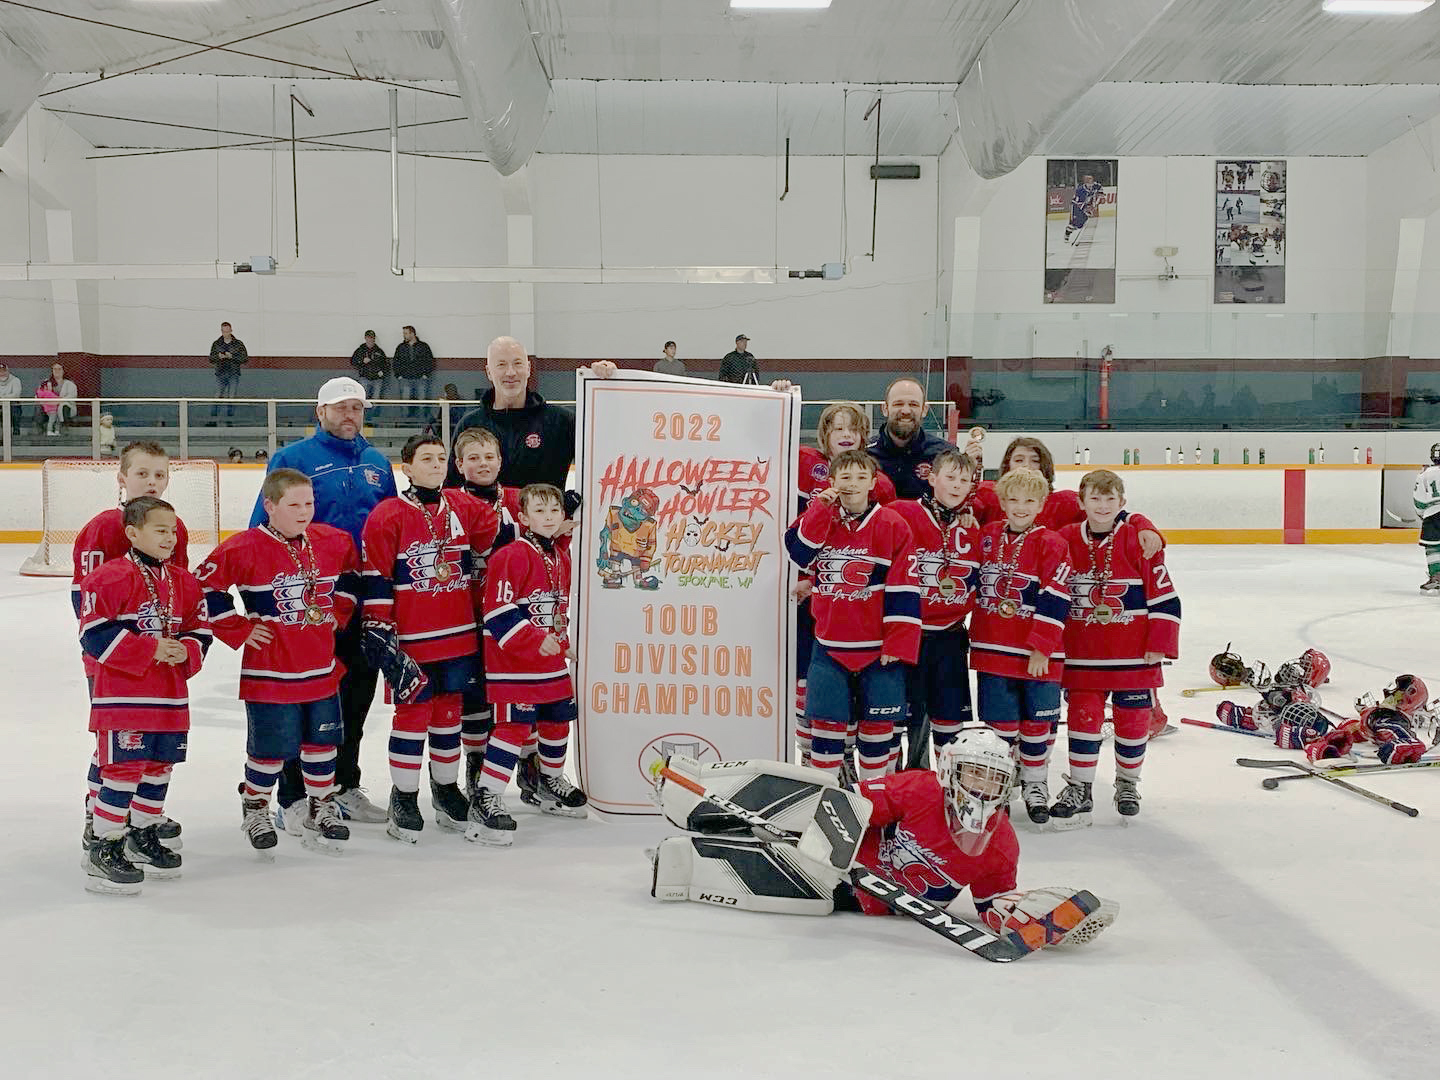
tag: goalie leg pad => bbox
[657,756,838,835]
[794,786,874,872]
[649,835,838,915]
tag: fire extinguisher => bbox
[1098,346,1113,429]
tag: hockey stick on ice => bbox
[1234,758,1421,817]
[652,764,1030,963]
[1180,717,1270,738]
[1179,685,1231,698]
[1251,758,1440,789]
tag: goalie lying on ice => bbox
[649,729,1117,949]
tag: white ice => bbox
[1046,215,1118,271]
[2,543,1438,1079]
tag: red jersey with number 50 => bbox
[71,508,191,676]
[362,491,499,664]
[854,770,1018,916]
[78,557,210,732]
[195,524,361,703]
[482,534,573,704]
[1059,518,1181,691]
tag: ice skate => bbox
[464,752,486,799]
[430,778,470,833]
[465,787,517,846]
[1421,573,1440,593]
[240,790,278,857]
[303,795,350,855]
[1022,780,1050,825]
[155,817,183,851]
[125,824,183,880]
[386,787,423,844]
[1114,776,1141,818]
[515,752,541,802]
[522,773,589,819]
[274,798,309,837]
[85,833,144,896]
[332,786,389,823]
[1048,776,1093,830]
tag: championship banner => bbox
[572,370,800,815]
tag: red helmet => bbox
[1301,648,1331,687]
[1383,674,1429,718]
[1209,649,1251,688]
[630,487,661,517]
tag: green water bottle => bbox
[1213,448,1220,465]
[1243,447,1250,464]
[1124,449,1132,465]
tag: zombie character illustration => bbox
[597,487,661,589]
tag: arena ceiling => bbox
[2,0,1440,173]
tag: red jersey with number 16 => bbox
[482,533,573,704]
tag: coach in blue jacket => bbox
[868,376,955,500]
[250,376,398,825]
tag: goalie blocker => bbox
[650,739,1117,950]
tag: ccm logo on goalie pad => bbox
[697,893,739,906]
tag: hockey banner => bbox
[572,370,800,815]
[1215,159,1285,304]
[1044,158,1118,304]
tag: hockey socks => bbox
[93,762,143,838]
[390,695,463,792]
[129,764,173,831]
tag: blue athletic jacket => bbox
[249,429,397,548]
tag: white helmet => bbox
[937,728,1016,856]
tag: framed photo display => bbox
[1215,160,1285,303]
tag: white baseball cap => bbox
[316,376,370,408]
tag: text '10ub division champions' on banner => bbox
[572,370,801,814]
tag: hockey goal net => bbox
[19,458,222,576]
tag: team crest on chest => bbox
[525,590,568,633]
[403,541,466,592]
[812,547,878,597]
[270,572,335,624]
[135,599,169,635]
[525,433,542,449]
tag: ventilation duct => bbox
[0,38,45,146]
[430,0,552,176]
[953,0,1177,179]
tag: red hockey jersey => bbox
[798,446,896,504]
[887,499,980,632]
[482,533,574,704]
[196,524,361,703]
[79,555,210,732]
[973,483,1080,529]
[1060,516,1181,691]
[855,769,1018,916]
[784,500,921,671]
[362,490,499,664]
[71,507,191,676]
[968,522,1071,682]
[445,482,523,563]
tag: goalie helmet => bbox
[1276,648,1330,690]
[938,729,1015,857]
[1208,647,1253,688]
[1382,674,1428,718]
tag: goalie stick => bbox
[1250,758,1440,789]
[652,764,1033,963]
[1234,758,1421,817]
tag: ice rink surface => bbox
[2,542,1438,1079]
[1045,215,1117,270]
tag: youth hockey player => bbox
[473,483,586,845]
[793,404,897,765]
[195,469,362,854]
[888,449,980,769]
[968,467,1070,823]
[447,427,522,796]
[784,450,920,781]
[362,434,499,843]
[649,729,1117,951]
[1413,443,1440,591]
[78,497,210,894]
[73,441,192,851]
[1054,470,1181,822]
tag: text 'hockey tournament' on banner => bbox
[572,370,800,814]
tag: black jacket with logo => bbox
[450,389,575,491]
[868,425,955,500]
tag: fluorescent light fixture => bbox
[731,1,833,10]
[1322,1,1434,14]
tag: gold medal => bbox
[938,576,957,598]
[998,598,1019,619]
[434,560,453,583]
[1092,602,1114,625]
[554,612,568,637]
[305,604,327,625]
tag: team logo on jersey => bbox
[811,548,880,596]
[914,462,932,481]
[876,824,955,897]
[525,433,542,449]
[402,541,467,592]
[523,589,567,633]
[809,461,830,484]
[977,565,1029,612]
[116,731,146,752]
[908,550,969,601]
[364,469,383,487]
[136,600,173,636]
[270,571,336,624]
[636,732,722,783]
[1069,577,1132,624]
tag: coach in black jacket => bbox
[450,335,616,492]
[868,376,954,499]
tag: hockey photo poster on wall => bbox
[1215,159,1285,303]
[571,370,799,815]
[1044,158,1119,304]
